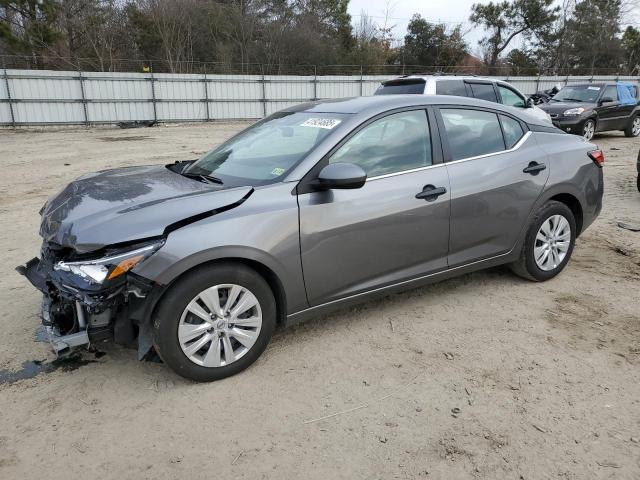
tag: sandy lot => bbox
[0,123,639,479]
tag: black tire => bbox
[153,262,276,382]
[582,119,596,141]
[510,201,576,282]
[624,115,640,137]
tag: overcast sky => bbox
[347,0,489,55]
[347,0,639,56]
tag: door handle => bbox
[415,185,447,201]
[523,161,546,175]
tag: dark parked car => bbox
[18,95,604,381]
[539,82,640,140]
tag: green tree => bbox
[505,48,537,74]
[0,0,59,63]
[401,14,468,69]
[470,0,559,68]
[621,26,640,73]
[562,0,623,72]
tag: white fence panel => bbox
[1,69,639,126]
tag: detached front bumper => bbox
[17,255,158,358]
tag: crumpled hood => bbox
[40,164,252,253]
[540,101,595,115]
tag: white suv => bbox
[375,75,551,124]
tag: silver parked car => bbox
[18,95,604,381]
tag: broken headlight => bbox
[53,240,164,284]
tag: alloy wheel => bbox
[534,214,571,271]
[582,121,595,141]
[632,117,640,136]
[178,284,262,367]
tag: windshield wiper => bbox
[561,98,583,102]
[181,171,224,185]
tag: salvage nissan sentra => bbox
[17,95,604,381]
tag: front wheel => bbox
[582,119,596,141]
[624,115,640,137]
[153,263,276,382]
[510,201,576,282]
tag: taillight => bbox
[588,150,605,167]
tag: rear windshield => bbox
[375,79,426,95]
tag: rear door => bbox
[436,107,549,267]
[297,109,451,305]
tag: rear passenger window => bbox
[330,110,432,177]
[441,109,505,160]
[468,83,498,103]
[436,80,467,97]
[500,115,525,148]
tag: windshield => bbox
[552,85,603,103]
[186,112,347,186]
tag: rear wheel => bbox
[153,263,276,382]
[510,201,576,282]
[624,115,640,137]
[582,119,596,141]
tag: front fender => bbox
[133,182,308,314]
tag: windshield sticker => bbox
[271,167,285,176]
[587,86,601,90]
[300,118,342,129]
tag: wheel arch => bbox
[149,252,290,328]
[546,192,584,236]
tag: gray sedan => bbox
[18,95,604,381]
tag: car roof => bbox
[383,74,500,83]
[284,95,546,125]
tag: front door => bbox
[298,109,451,306]
[437,107,550,267]
[597,85,627,130]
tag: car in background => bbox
[374,74,551,124]
[18,95,603,382]
[539,82,640,141]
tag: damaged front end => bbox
[17,239,165,358]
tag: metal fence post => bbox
[359,66,364,96]
[261,65,267,117]
[203,72,210,122]
[2,61,16,127]
[313,65,318,101]
[77,70,89,126]
[149,62,158,122]
[535,74,540,93]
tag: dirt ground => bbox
[0,122,639,479]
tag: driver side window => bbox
[498,85,525,108]
[329,110,432,178]
[602,85,618,101]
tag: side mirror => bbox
[599,97,615,105]
[313,163,367,190]
[525,97,535,108]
